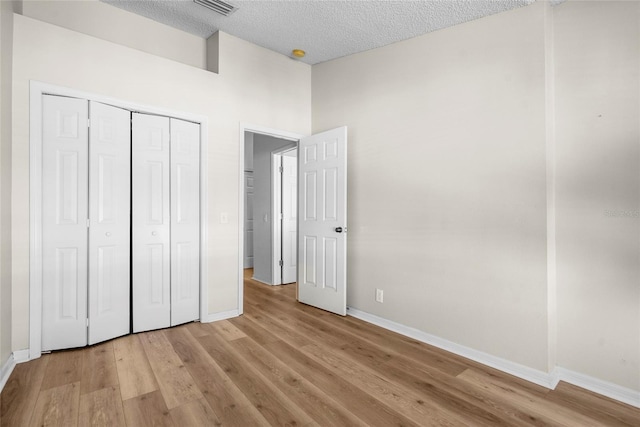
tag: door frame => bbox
[238,124,304,314]
[271,145,298,286]
[243,170,254,269]
[29,81,209,359]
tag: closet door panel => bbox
[88,101,131,345]
[133,113,171,333]
[170,118,200,326]
[42,95,89,351]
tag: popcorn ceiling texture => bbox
[101,0,537,65]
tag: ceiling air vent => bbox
[193,0,238,16]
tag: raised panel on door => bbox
[244,172,254,268]
[132,113,170,333]
[298,127,347,316]
[42,95,89,351]
[170,118,200,326]
[282,152,297,284]
[88,101,131,345]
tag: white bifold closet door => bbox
[132,113,200,333]
[42,96,90,351]
[169,118,201,326]
[132,114,171,333]
[87,101,131,345]
[42,96,131,351]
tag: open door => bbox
[297,127,347,315]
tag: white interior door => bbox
[244,172,254,268]
[88,101,131,345]
[42,95,89,351]
[132,113,170,333]
[282,151,297,284]
[170,118,200,326]
[297,127,347,315]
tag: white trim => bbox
[251,275,276,286]
[272,152,282,286]
[201,309,240,323]
[29,81,209,359]
[238,124,305,315]
[29,85,43,360]
[0,354,16,394]
[347,306,556,389]
[199,117,210,328]
[347,306,640,408]
[12,349,30,364]
[555,367,640,409]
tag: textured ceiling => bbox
[102,0,540,65]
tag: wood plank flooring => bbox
[1,270,638,426]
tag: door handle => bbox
[152,231,157,236]
[105,232,111,237]
[335,227,343,233]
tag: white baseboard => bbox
[251,276,274,286]
[0,354,16,394]
[12,349,30,364]
[347,306,640,408]
[347,307,555,388]
[555,367,640,408]
[201,309,240,323]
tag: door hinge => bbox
[86,318,89,327]
[279,260,283,267]
[87,218,90,228]
[279,166,283,174]
[88,118,91,128]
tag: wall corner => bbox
[206,31,220,74]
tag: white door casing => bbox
[170,118,201,326]
[41,95,89,351]
[297,127,348,315]
[282,151,298,284]
[132,113,171,333]
[244,172,254,268]
[88,101,131,345]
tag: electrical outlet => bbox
[375,289,384,303]
[220,212,229,224]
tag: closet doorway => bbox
[29,82,209,358]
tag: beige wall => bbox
[312,0,640,394]
[10,15,311,350]
[313,2,550,371]
[555,0,640,391]
[21,0,206,69]
[0,1,20,367]
[5,0,638,400]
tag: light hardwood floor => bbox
[1,269,638,426]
